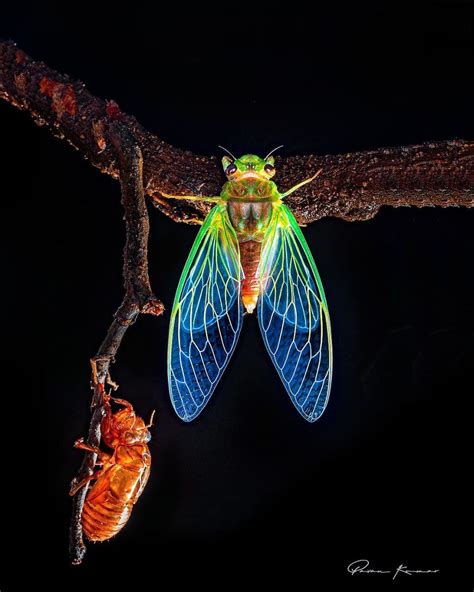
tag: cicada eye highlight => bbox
[264,163,275,174]
[226,163,237,176]
[123,431,135,444]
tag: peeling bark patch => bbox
[39,77,77,118]
[14,72,27,93]
[92,119,107,150]
[106,100,123,121]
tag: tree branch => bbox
[1,39,472,225]
[68,123,163,565]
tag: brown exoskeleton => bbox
[70,365,154,542]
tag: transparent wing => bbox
[258,203,333,422]
[168,205,244,421]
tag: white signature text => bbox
[347,559,439,580]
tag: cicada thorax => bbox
[81,397,152,542]
[222,179,276,314]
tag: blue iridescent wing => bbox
[168,204,244,421]
[257,203,333,422]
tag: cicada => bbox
[70,389,154,541]
[164,152,332,422]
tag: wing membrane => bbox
[258,203,333,422]
[168,205,244,421]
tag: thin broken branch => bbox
[68,123,163,565]
[1,39,472,225]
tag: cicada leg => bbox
[159,193,221,203]
[70,439,112,497]
[105,371,119,391]
[69,473,99,497]
[90,357,119,391]
[279,169,322,199]
[73,438,111,464]
[109,396,133,410]
[145,409,156,428]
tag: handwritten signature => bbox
[347,559,439,580]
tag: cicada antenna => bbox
[146,410,156,429]
[264,144,284,160]
[218,145,237,161]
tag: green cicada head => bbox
[222,154,276,181]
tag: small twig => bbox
[68,123,163,565]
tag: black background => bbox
[2,2,473,590]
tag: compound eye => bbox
[226,163,237,176]
[123,431,135,444]
[264,163,275,174]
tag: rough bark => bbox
[1,39,472,225]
